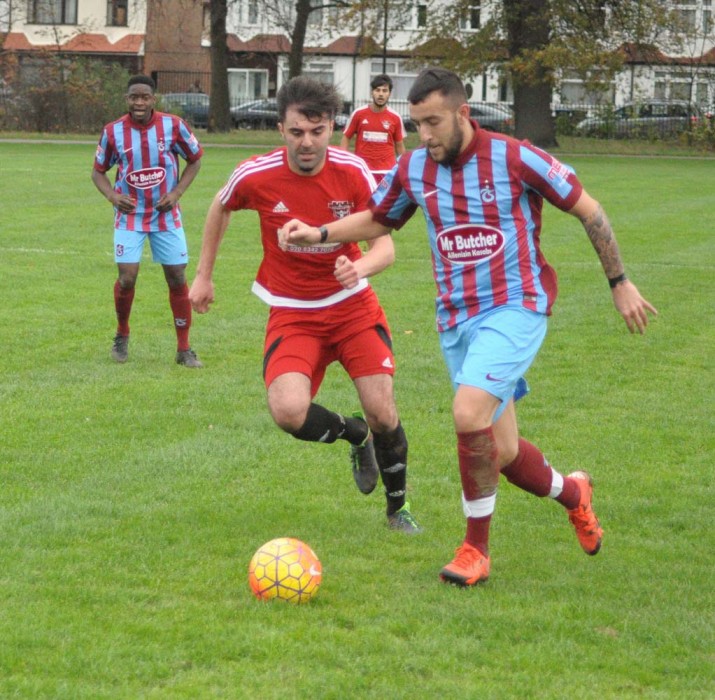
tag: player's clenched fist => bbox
[278,219,320,248]
[334,255,360,289]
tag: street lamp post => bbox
[382,0,388,73]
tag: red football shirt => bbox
[219,146,377,307]
[343,106,406,174]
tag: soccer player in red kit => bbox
[189,77,421,533]
[340,74,406,184]
[92,74,203,367]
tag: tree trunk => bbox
[504,0,557,147]
[209,0,232,132]
[288,0,312,78]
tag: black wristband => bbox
[608,273,627,289]
[318,225,329,243]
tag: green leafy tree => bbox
[414,0,680,146]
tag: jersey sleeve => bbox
[518,142,583,212]
[172,116,204,163]
[395,113,407,142]
[342,108,360,139]
[368,156,418,230]
[218,160,253,211]
[93,127,115,172]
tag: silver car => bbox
[576,100,701,138]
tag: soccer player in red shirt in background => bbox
[189,76,421,533]
[92,75,203,368]
[340,74,406,184]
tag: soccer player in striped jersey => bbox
[189,77,421,534]
[281,67,658,585]
[340,74,406,184]
[92,74,203,368]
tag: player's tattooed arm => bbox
[578,203,625,279]
[569,191,624,279]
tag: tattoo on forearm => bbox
[580,204,624,278]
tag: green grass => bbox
[1,141,714,699]
[3,128,715,157]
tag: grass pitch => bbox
[0,140,713,699]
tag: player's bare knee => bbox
[363,406,398,434]
[267,399,308,434]
[117,274,137,289]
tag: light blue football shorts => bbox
[114,227,189,265]
[439,305,547,420]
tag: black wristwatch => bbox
[318,225,329,243]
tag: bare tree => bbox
[261,0,353,78]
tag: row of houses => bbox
[3,0,715,112]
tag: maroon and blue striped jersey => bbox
[93,111,203,232]
[369,124,583,331]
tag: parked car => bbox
[230,98,279,129]
[404,103,514,134]
[230,98,348,130]
[575,100,702,138]
[160,93,210,128]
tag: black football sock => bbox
[373,422,408,515]
[290,403,368,445]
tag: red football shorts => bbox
[263,289,395,397]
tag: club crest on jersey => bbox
[436,224,505,265]
[328,200,353,219]
[126,167,166,189]
[480,182,495,203]
[381,120,391,130]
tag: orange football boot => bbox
[567,470,604,555]
[440,542,490,586]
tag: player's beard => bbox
[429,114,464,166]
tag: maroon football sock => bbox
[501,438,552,496]
[501,437,580,509]
[114,279,135,336]
[555,477,581,510]
[169,283,192,352]
[457,427,500,556]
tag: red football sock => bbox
[501,438,552,496]
[457,427,500,556]
[114,280,135,336]
[501,438,580,509]
[169,283,192,352]
[465,516,492,557]
[555,477,580,510]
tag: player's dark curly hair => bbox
[407,67,467,107]
[370,74,393,91]
[127,75,156,93]
[276,76,341,122]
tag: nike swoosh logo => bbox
[424,189,438,198]
[486,373,505,382]
[309,566,321,576]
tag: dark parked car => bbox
[160,93,209,129]
[231,98,348,130]
[404,103,514,134]
[576,100,702,138]
[231,98,279,129]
